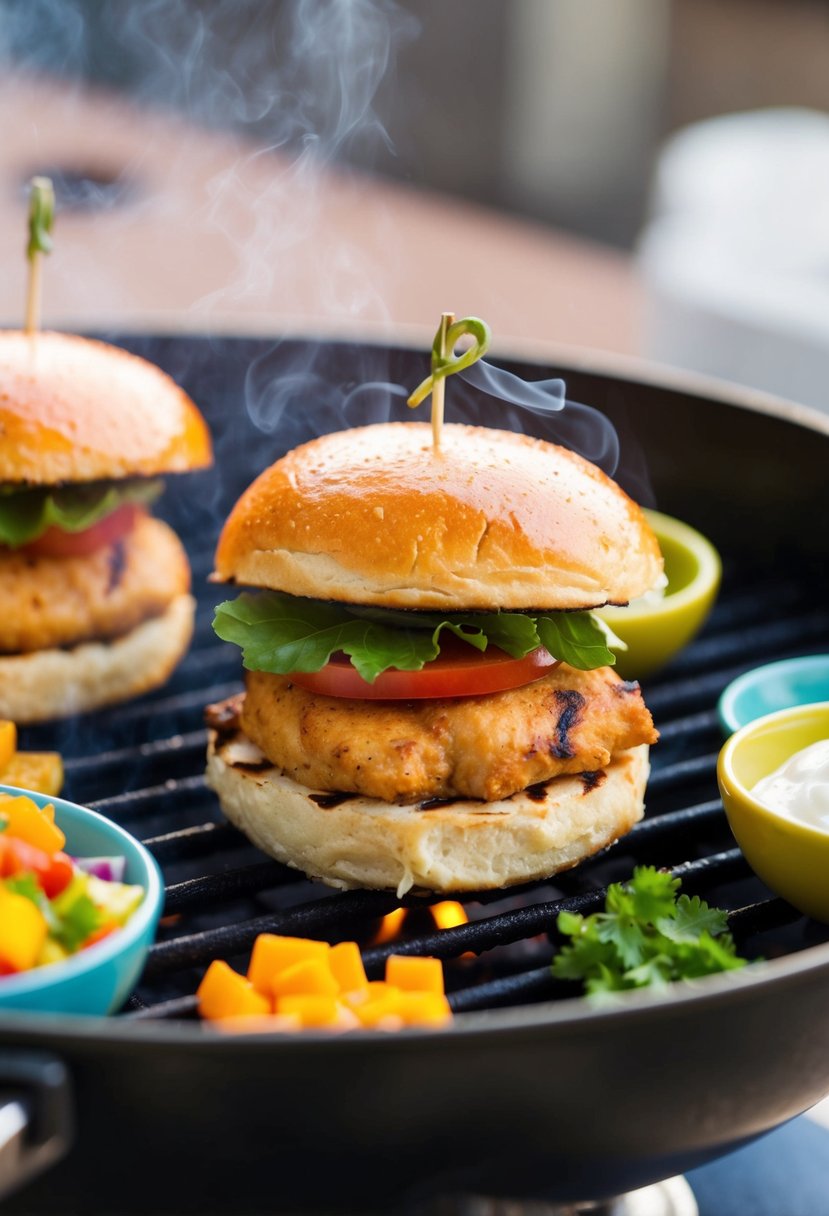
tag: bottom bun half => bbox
[206,707,650,896]
[0,593,195,724]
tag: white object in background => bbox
[638,108,829,413]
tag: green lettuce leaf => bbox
[212,591,616,683]
[0,479,163,548]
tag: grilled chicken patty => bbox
[241,664,658,804]
[0,513,190,653]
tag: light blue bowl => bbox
[718,654,829,736]
[0,786,163,1016]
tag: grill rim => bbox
[3,341,829,1047]
[2,936,829,1045]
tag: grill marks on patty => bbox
[550,689,585,759]
[240,664,657,804]
[0,515,190,653]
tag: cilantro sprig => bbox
[552,867,749,996]
[212,591,617,683]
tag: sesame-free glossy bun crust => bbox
[214,422,662,610]
[0,331,212,484]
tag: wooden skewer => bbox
[24,177,55,335]
[431,310,454,451]
[25,256,43,334]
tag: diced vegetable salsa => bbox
[0,793,144,977]
[197,934,453,1032]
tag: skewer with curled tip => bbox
[407,313,491,450]
[25,176,55,335]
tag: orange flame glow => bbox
[372,901,470,945]
[430,901,469,930]
[373,907,407,944]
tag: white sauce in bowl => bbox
[751,739,829,830]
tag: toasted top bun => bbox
[214,422,662,611]
[0,331,212,484]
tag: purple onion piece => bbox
[71,855,127,883]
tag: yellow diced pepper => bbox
[0,795,65,855]
[197,960,271,1020]
[247,934,329,995]
[329,940,368,993]
[0,887,48,971]
[386,954,445,996]
[271,956,339,999]
[1,753,64,798]
[0,721,16,772]
[36,938,70,968]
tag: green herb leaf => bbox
[657,894,730,944]
[0,479,163,548]
[552,866,750,995]
[213,591,616,683]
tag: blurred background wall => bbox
[0,0,827,405]
[2,0,827,248]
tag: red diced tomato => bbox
[0,836,74,897]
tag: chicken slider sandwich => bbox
[0,331,212,722]
[206,337,662,893]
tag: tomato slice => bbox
[20,503,141,559]
[289,638,558,700]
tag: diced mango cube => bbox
[1,753,64,797]
[329,941,368,993]
[0,887,48,971]
[341,981,394,1010]
[0,721,16,772]
[0,795,65,855]
[352,991,405,1030]
[197,960,271,1020]
[271,956,340,999]
[396,992,452,1026]
[247,934,329,995]
[212,1013,304,1035]
[275,994,343,1028]
[386,954,445,996]
[347,983,404,1028]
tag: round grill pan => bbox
[1,336,828,1214]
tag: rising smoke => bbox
[0,0,639,485]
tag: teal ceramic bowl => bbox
[718,654,829,736]
[0,786,163,1015]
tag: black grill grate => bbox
[17,335,829,1028]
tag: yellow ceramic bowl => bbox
[717,702,829,923]
[597,509,721,680]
